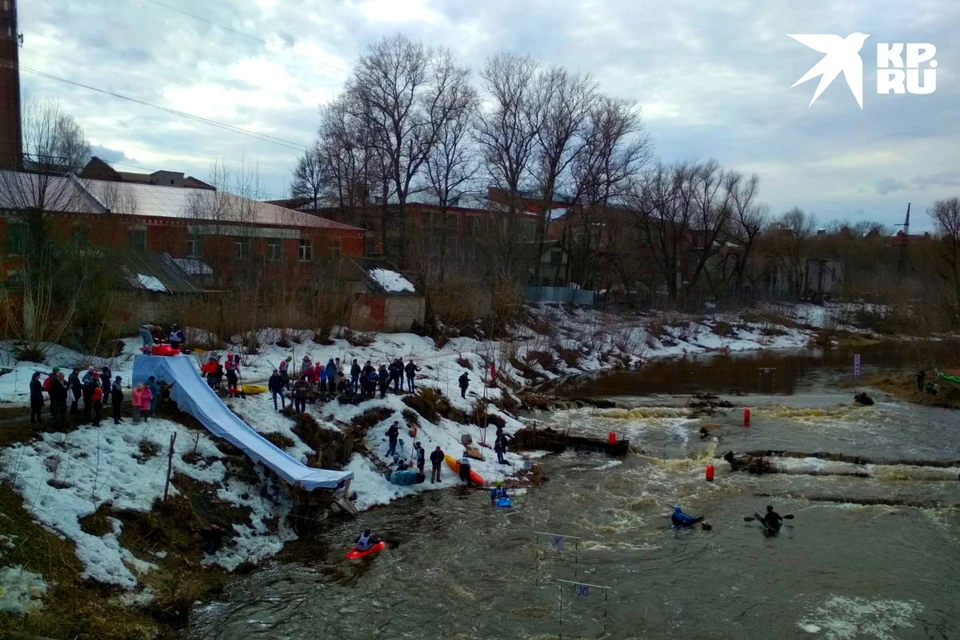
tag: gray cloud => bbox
[16,0,960,228]
[876,177,908,195]
[89,145,130,165]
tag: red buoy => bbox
[706,464,715,482]
[607,431,617,444]
[743,407,751,426]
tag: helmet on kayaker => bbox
[496,479,503,487]
[674,506,683,512]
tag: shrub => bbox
[712,321,734,337]
[403,388,467,424]
[263,432,296,450]
[14,341,46,363]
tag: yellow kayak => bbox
[445,455,484,485]
[242,385,268,395]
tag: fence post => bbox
[164,432,177,501]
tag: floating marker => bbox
[607,431,617,444]
[743,407,751,426]
[706,464,715,482]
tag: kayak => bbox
[346,540,385,559]
[496,497,512,508]
[445,455,484,485]
[147,345,180,356]
[671,515,704,529]
[939,372,960,385]
[241,384,267,395]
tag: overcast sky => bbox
[20,0,958,230]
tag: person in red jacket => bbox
[201,356,218,388]
[91,386,103,427]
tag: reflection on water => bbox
[553,342,951,397]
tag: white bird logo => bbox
[788,33,870,109]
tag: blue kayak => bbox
[496,497,512,508]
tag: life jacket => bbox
[356,534,373,551]
[43,376,52,392]
[92,388,103,402]
[492,487,508,499]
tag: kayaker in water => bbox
[671,506,700,527]
[758,505,783,532]
[490,479,509,504]
[355,529,378,552]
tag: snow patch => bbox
[135,274,168,293]
[0,566,47,615]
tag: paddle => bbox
[743,514,795,522]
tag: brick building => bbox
[0,159,365,287]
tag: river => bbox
[188,345,960,639]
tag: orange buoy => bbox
[706,464,715,482]
[743,407,751,426]
[608,431,617,444]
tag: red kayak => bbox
[345,540,385,560]
[145,345,181,356]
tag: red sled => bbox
[146,345,181,356]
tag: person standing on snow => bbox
[101,366,113,408]
[458,372,469,399]
[278,356,291,389]
[350,359,361,394]
[131,383,145,424]
[48,371,68,427]
[91,385,104,427]
[389,358,404,393]
[429,446,444,483]
[224,354,239,398]
[494,434,508,465]
[29,371,44,425]
[268,369,286,411]
[147,376,161,417]
[325,359,337,394]
[378,364,389,399]
[405,359,420,393]
[386,421,400,457]
[111,376,124,425]
[293,376,309,413]
[459,450,474,486]
[415,441,426,474]
[68,368,82,415]
[81,369,97,417]
[318,363,328,396]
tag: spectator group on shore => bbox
[266,355,422,414]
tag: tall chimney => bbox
[0,0,21,169]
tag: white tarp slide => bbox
[132,355,352,491]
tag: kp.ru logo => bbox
[789,33,937,109]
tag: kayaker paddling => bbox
[671,506,701,527]
[490,479,509,505]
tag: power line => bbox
[140,0,350,74]
[21,66,308,153]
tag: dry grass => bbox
[402,388,467,424]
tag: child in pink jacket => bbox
[139,384,153,423]
[131,384,144,424]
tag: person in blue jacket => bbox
[490,479,509,504]
[325,359,337,395]
[671,506,701,527]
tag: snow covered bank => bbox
[0,303,823,594]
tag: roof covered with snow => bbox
[0,170,363,234]
[369,268,416,293]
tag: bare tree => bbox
[345,34,466,264]
[421,59,480,284]
[528,66,596,285]
[727,173,765,297]
[564,96,651,288]
[776,206,817,297]
[474,52,541,278]
[930,197,960,303]
[289,143,326,209]
[0,102,94,349]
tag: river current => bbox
[189,346,960,639]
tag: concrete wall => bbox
[349,294,425,332]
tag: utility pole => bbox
[896,203,911,278]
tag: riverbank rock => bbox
[465,445,484,461]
